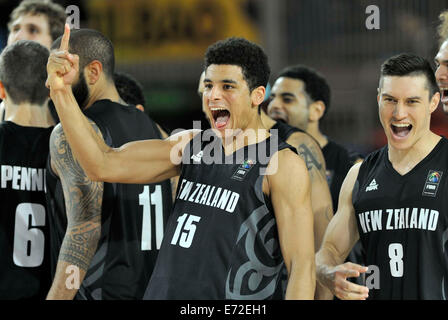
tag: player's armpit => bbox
[266,149,315,300]
[46,121,103,300]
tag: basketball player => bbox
[45,28,173,299]
[200,69,331,299]
[435,10,448,113]
[316,53,447,300]
[46,27,315,299]
[114,71,146,112]
[267,65,365,292]
[267,65,358,211]
[2,0,67,122]
[0,40,54,299]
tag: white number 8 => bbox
[388,243,404,277]
[13,203,46,267]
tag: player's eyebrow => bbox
[204,78,238,84]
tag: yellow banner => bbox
[86,0,260,62]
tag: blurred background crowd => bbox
[1,0,448,156]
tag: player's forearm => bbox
[315,245,344,290]
[313,203,333,251]
[47,222,101,300]
[50,87,109,180]
[47,260,87,300]
[285,259,316,300]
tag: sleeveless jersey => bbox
[270,121,301,141]
[0,122,53,299]
[144,132,295,299]
[46,100,173,300]
[353,137,448,299]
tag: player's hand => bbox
[46,24,79,91]
[321,262,369,300]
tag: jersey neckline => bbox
[383,136,447,180]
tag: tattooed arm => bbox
[46,121,103,300]
[287,132,333,251]
[287,132,334,300]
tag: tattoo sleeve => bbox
[50,120,104,272]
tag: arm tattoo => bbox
[297,143,325,179]
[50,121,104,272]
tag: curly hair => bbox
[278,65,331,119]
[204,37,270,92]
[8,0,67,42]
[438,10,448,45]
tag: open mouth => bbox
[210,107,231,129]
[391,123,412,138]
[268,110,288,123]
[440,87,448,105]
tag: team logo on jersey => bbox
[365,179,379,192]
[422,170,443,197]
[231,159,256,181]
[191,151,204,163]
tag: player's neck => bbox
[83,82,121,110]
[5,101,54,128]
[221,117,270,155]
[388,131,441,175]
[305,122,328,148]
[259,109,276,129]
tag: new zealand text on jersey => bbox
[176,179,240,213]
[358,207,439,233]
[1,165,46,192]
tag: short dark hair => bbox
[52,29,115,80]
[278,65,331,119]
[204,37,270,92]
[0,40,49,105]
[380,53,439,98]
[114,72,145,106]
[8,0,67,42]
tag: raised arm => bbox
[46,25,193,184]
[315,162,370,300]
[266,149,315,300]
[46,123,103,299]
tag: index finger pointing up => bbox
[60,23,70,51]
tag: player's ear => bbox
[429,91,440,114]
[309,100,325,122]
[85,60,103,85]
[136,104,145,112]
[251,86,265,109]
[0,81,6,100]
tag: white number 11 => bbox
[139,185,164,251]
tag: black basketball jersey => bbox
[270,121,301,141]
[0,122,53,299]
[46,100,173,300]
[353,137,448,300]
[144,132,295,299]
